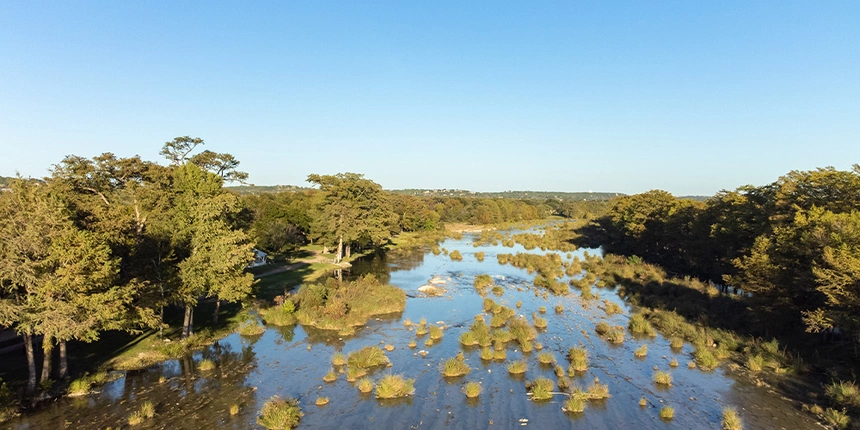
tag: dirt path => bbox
[253,249,333,279]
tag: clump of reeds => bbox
[257,396,302,429]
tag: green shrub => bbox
[694,348,718,370]
[745,355,764,372]
[822,408,850,429]
[238,319,266,337]
[375,374,415,399]
[293,275,406,335]
[628,313,656,336]
[257,396,303,429]
[826,380,860,408]
[260,304,297,326]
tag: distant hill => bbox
[227,184,628,201]
[226,184,312,195]
[391,189,625,201]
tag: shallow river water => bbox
[9,227,819,429]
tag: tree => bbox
[307,173,397,263]
[172,163,255,336]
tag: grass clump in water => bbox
[587,379,610,399]
[449,250,463,261]
[595,321,610,335]
[508,360,527,374]
[537,352,555,364]
[563,396,587,413]
[323,369,337,383]
[493,349,507,361]
[669,337,684,350]
[375,374,415,399]
[606,327,626,344]
[257,396,302,429]
[604,301,623,315]
[652,370,672,386]
[475,251,485,261]
[332,352,347,366]
[532,313,548,329]
[347,346,390,370]
[660,406,674,421]
[555,304,564,313]
[315,397,329,406]
[463,381,482,398]
[722,407,743,430]
[669,357,679,367]
[429,325,444,340]
[568,347,588,372]
[229,404,240,415]
[528,377,554,401]
[480,347,494,361]
[357,377,373,393]
[442,354,471,377]
[628,313,656,337]
[260,302,297,327]
[474,274,493,294]
[408,340,417,349]
[634,344,648,358]
[238,319,266,337]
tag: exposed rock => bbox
[429,276,447,285]
[418,285,445,296]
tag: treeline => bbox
[585,166,860,350]
[242,186,607,257]
[0,137,255,395]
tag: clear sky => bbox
[1,2,858,195]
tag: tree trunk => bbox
[40,339,52,384]
[182,304,195,339]
[213,300,221,325]
[345,243,351,259]
[58,341,68,379]
[24,332,36,394]
[336,235,343,263]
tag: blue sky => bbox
[1,2,858,195]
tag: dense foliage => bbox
[583,166,860,355]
